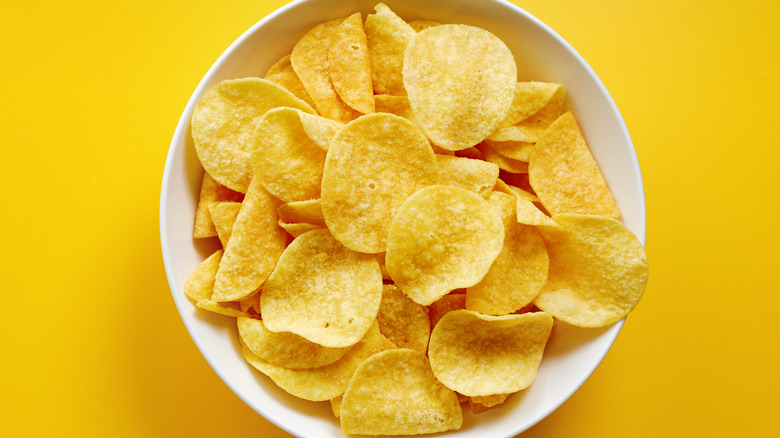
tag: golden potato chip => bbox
[242,323,394,401]
[291,18,362,122]
[238,293,261,317]
[454,146,483,160]
[428,310,553,396]
[193,172,243,238]
[469,393,510,413]
[251,107,328,203]
[264,54,317,110]
[265,54,293,77]
[499,82,563,128]
[373,94,414,121]
[528,112,620,217]
[330,396,342,419]
[376,284,430,354]
[534,213,648,327]
[511,83,566,139]
[184,249,223,302]
[211,177,286,302]
[435,155,499,199]
[321,113,440,254]
[365,2,416,95]
[340,349,463,435]
[386,185,505,306]
[195,298,248,317]
[261,228,382,348]
[295,110,344,151]
[465,192,549,315]
[428,293,466,329]
[328,13,374,114]
[375,252,391,281]
[516,196,557,227]
[477,143,529,173]
[278,221,322,238]
[237,317,350,369]
[403,24,517,150]
[276,199,325,226]
[191,78,316,193]
[484,138,534,162]
[208,201,242,247]
[408,19,441,32]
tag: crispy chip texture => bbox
[529,112,620,218]
[477,143,529,173]
[208,201,242,247]
[340,349,463,435]
[469,393,510,413]
[184,250,223,302]
[428,293,466,329]
[264,54,317,109]
[243,323,394,401]
[435,155,499,199]
[260,228,382,347]
[466,192,549,315]
[408,19,441,32]
[276,199,325,226]
[193,172,243,238]
[365,3,416,95]
[237,317,350,369]
[328,13,375,114]
[251,107,328,203]
[429,310,553,396]
[534,214,648,327]
[403,24,517,151]
[291,18,362,122]
[212,177,287,302]
[386,185,504,306]
[191,78,315,193]
[321,113,439,254]
[499,82,563,128]
[376,284,430,354]
[295,111,344,151]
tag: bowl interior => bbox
[160,0,645,436]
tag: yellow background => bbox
[1,0,778,436]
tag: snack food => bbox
[178,3,648,435]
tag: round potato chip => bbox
[428,310,553,396]
[340,348,463,435]
[328,12,375,114]
[385,185,505,306]
[321,113,439,254]
[190,78,316,193]
[251,107,329,203]
[403,24,517,151]
[528,112,620,218]
[466,192,549,315]
[376,284,430,354]
[533,213,649,327]
[242,323,394,401]
[260,228,382,348]
[237,317,350,369]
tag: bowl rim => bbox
[160,0,646,436]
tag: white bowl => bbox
[160,0,646,436]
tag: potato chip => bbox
[191,78,316,193]
[278,221,322,238]
[454,146,483,160]
[193,172,243,238]
[435,155,499,199]
[328,13,374,114]
[376,284,430,354]
[499,82,563,128]
[386,185,504,306]
[251,107,328,203]
[477,143,529,173]
[237,317,350,369]
[528,112,620,217]
[465,192,549,315]
[373,94,414,121]
[428,293,466,329]
[408,19,441,32]
[276,199,325,226]
[469,393,510,413]
[184,249,223,302]
[403,24,517,150]
[195,298,248,317]
[534,213,648,327]
[211,177,287,302]
[484,138,534,161]
[264,54,317,110]
[291,18,362,123]
[321,113,439,254]
[495,83,566,142]
[260,228,382,348]
[340,348,463,435]
[516,196,557,227]
[428,310,553,396]
[242,323,394,401]
[208,201,242,247]
[330,396,343,419]
[295,111,344,151]
[364,3,416,95]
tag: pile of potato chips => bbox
[184,3,648,435]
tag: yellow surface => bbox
[1,0,778,436]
